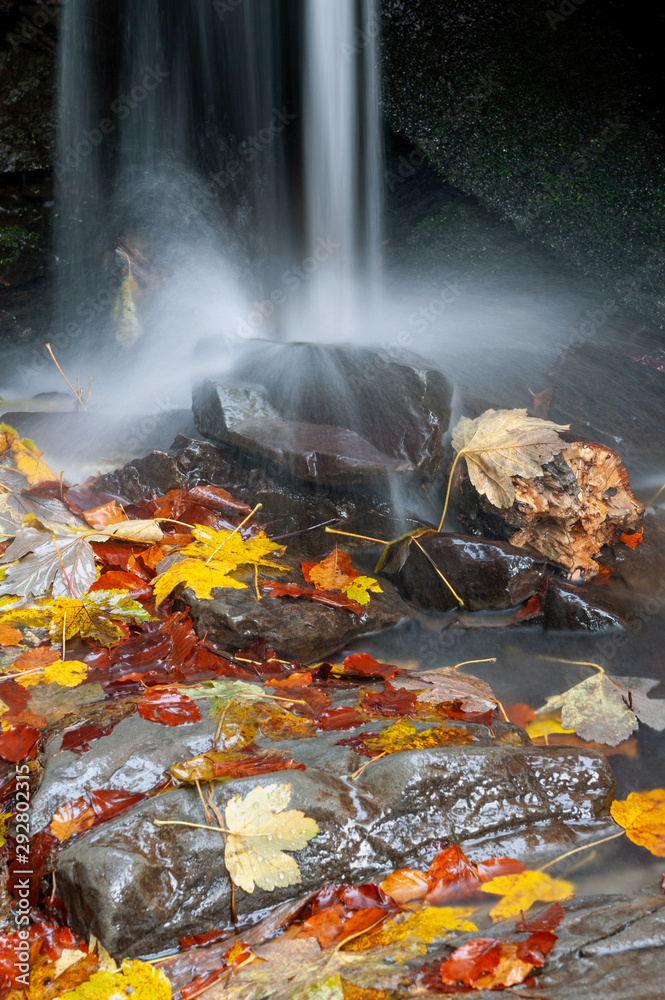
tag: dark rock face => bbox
[390,532,548,612]
[543,578,631,632]
[47,711,616,958]
[96,436,429,562]
[607,514,665,595]
[182,565,414,661]
[192,342,455,486]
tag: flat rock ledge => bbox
[38,712,618,958]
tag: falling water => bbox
[55,0,383,355]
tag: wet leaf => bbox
[0,489,85,537]
[187,679,268,716]
[337,718,474,761]
[0,722,40,761]
[451,408,569,508]
[0,622,22,645]
[0,422,56,485]
[538,671,665,745]
[480,870,575,921]
[18,658,88,689]
[259,580,365,614]
[347,906,477,956]
[302,548,382,605]
[89,789,146,822]
[297,905,389,951]
[259,705,318,742]
[60,722,113,756]
[424,845,525,905]
[136,689,202,726]
[611,788,665,856]
[436,932,555,990]
[514,901,566,933]
[357,684,418,718]
[224,782,319,893]
[59,957,171,998]
[379,867,429,905]
[88,570,153,601]
[50,795,96,841]
[1,590,152,646]
[104,519,164,543]
[0,525,97,599]
[12,645,59,671]
[168,748,306,784]
[153,525,286,605]
[335,654,400,681]
[399,667,497,715]
[83,502,128,529]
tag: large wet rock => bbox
[388,532,548,612]
[45,710,617,957]
[181,562,415,661]
[192,342,455,487]
[543,578,632,632]
[96,435,429,561]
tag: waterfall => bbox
[55,0,383,353]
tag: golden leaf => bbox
[349,718,475,761]
[611,788,665,857]
[59,958,171,999]
[0,591,151,646]
[0,422,56,485]
[302,548,382,606]
[525,711,575,740]
[480,870,574,921]
[224,782,319,893]
[17,657,87,689]
[343,576,383,606]
[451,408,569,509]
[153,558,246,606]
[346,906,477,957]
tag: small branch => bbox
[205,504,262,566]
[350,751,389,780]
[537,830,625,872]
[535,656,605,675]
[438,449,465,533]
[45,343,90,410]
[412,536,464,607]
[325,527,388,545]
[449,658,497,671]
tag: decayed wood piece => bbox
[458,441,643,581]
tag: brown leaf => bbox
[50,796,96,841]
[399,667,497,715]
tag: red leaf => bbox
[515,902,566,934]
[516,930,558,964]
[92,540,153,575]
[424,845,524,904]
[88,570,153,600]
[341,653,400,680]
[0,724,41,762]
[259,580,364,614]
[359,683,418,717]
[184,485,252,514]
[438,938,502,987]
[504,703,537,728]
[316,706,367,731]
[443,703,496,727]
[136,689,201,726]
[89,788,146,821]
[297,904,387,950]
[59,723,113,756]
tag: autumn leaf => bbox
[424,844,525,905]
[83,501,128,529]
[59,958,171,999]
[0,621,22,645]
[0,590,153,646]
[259,579,365,614]
[537,669,665,745]
[136,689,202,726]
[334,654,400,680]
[18,658,88,689]
[0,524,97,598]
[480,870,575,921]
[103,519,164,543]
[0,488,85,537]
[0,723,40,761]
[169,748,306,785]
[0,422,56,485]
[345,906,478,956]
[379,867,429,905]
[259,705,318,742]
[435,932,556,990]
[50,795,96,841]
[224,782,319,893]
[399,666,497,715]
[187,679,271,717]
[153,525,286,605]
[337,718,474,764]
[450,408,569,510]
[611,788,665,856]
[302,547,382,605]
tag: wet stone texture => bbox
[38,711,618,958]
[191,342,455,487]
[543,578,632,632]
[388,531,548,612]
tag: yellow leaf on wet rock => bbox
[611,788,665,857]
[480,870,575,921]
[59,958,171,999]
[345,906,478,956]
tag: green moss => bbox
[0,225,39,267]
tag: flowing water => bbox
[46,0,665,907]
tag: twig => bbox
[537,830,624,872]
[412,536,464,607]
[349,750,389,780]
[45,343,91,410]
[205,504,262,565]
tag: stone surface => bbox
[192,342,455,486]
[48,707,617,958]
[543,578,632,632]
[96,435,429,561]
[182,562,415,661]
[388,531,548,612]
[605,513,665,595]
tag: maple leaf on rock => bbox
[59,958,171,999]
[153,525,286,605]
[537,669,665,745]
[337,718,474,762]
[0,489,86,538]
[224,782,319,893]
[398,666,497,715]
[450,408,569,509]
[611,788,665,856]
[302,547,382,605]
[480,870,575,921]
[168,748,306,784]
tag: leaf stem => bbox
[449,658,497,671]
[412,537,464,607]
[325,527,388,546]
[537,830,625,872]
[535,655,605,675]
[349,750,389,780]
[438,449,465,533]
[205,504,263,566]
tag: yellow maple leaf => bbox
[449,408,569,511]
[343,576,383,605]
[60,958,171,999]
[611,788,665,857]
[153,526,286,606]
[0,422,56,485]
[0,591,151,646]
[480,870,574,921]
[355,718,475,759]
[224,782,319,893]
[17,657,87,689]
[346,906,477,957]
[526,710,575,740]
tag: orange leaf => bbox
[12,646,60,671]
[504,703,537,729]
[302,546,358,592]
[620,528,643,549]
[611,788,665,856]
[0,623,23,646]
[83,501,128,528]
[50,796,96,841]
[297,904,387,950]
[379,867,429,905]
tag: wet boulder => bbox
[44,710,617,958]
[388,531,548,612]
[543,578,632,632]
[192,341,455,487]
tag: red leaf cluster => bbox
[136,688,201,726]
